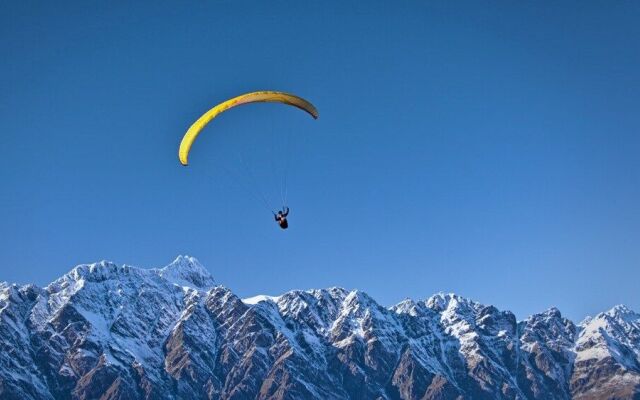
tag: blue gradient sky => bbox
[2,1,639,321]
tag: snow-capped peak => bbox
[425,292,478,314]
[156,255,215,289]
[544,306,562,318]
[392,298,416,313]
[574,303,640,374]
[605,304,639,321]
[55,260,119,284]
[242,294,280,305]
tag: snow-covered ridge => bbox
[47,255,215,292]
[242,294,281,304]
[0,256,638,400]
[155,255,215,289]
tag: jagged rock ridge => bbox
[0,256,638,399]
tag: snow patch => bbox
[242,294,281,305]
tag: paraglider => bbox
[274,207,290,229]
[178,91,317,229]
[178,91,318,166]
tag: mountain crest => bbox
[0,257,638,400]
[57,260,119,283]
[156,255,215,289]
[605,304,639,320]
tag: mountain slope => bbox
[0,256,638,399]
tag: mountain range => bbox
[1,256,638,399]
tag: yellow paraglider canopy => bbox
[179,91,318,166]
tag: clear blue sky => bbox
[1,1,639,322]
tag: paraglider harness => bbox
[274,207,290,229]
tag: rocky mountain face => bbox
[0,256,638,400]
